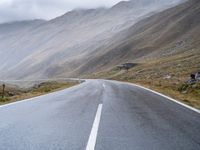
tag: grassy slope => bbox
[89,0,200,109]
[79,0,200,77]
[92,48,200,109]
[0,81,79,105]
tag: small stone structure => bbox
[117,63,137,71]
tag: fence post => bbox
[2,84,5,98]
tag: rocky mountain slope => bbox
[91,0,200,109]
[0,0,185,79]
[80,0,199,75]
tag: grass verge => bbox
[91,50,200,110]
[0,81,79,105]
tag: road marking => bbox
[110,80,200,114]
[86,104,103,150]
[131,83,200,114]
[0,97,36,108]
[0,82,84,108]
[103,83,106,89]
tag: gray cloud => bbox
[0,0,125,23]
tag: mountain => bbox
[0,0,185,79]
[90,0,200,109]
[75,0,200,76]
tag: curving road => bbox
[0,80,199,150]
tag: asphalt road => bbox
[0,80,199,150]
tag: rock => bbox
[117,63,137,71]
[195,71,200,80]
[192,84,197,88]
[164,75,171,79]
[187,79,196,85]
[177,64,182,67]
[181,91,187,94]
[8,92,15,96]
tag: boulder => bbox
[195,71,200,80]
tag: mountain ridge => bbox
[68,0,199,77]
[0,0,186,79]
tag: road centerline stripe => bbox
[86,104,103,150]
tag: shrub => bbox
[0,97,10,102]
[178,83,189,92]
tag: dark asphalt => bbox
[0,80,199,150]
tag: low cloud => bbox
[0,0,124,23]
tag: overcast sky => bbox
[0,0,124,23]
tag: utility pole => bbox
[2,84,5,98]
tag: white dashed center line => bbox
[86,104,103,150]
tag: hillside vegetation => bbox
[0,81,79,105]
[92,47,200,109]
[90,0,200,109]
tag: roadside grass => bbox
[127,80,200,110]
[92,50,200,109]
[0,97,10,103]
[0,81,79,105]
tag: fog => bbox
[0,0,127,23]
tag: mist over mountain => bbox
[80,0,199,75]
[0,0,186,79]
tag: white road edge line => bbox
[0,97,36,108]
[0,82,84,108]
[130,83,200,114]
[86,104,103,150]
